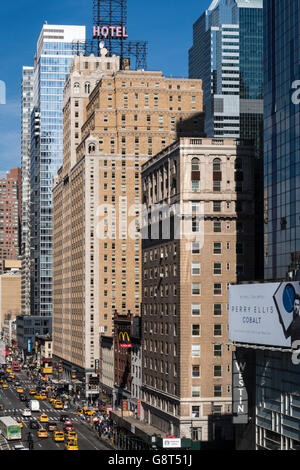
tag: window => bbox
[192,345,200,357]
[192,324,201,336]
[214,283,222,295]
[192,158,200,171]
[213,158,221,172]
[192,303,201,316]
[213,242,222,254]
[213,221,221,232]
[192,242,200,254]
[214,344,222,357]
[214,304,222,316]
[192,263,201,275]
[214,365,222,377]
[192,386,201,398]
[214,324,222,336]
[213,263,222,275]
[213,180,221,192]
[192,406,200,418]
[214,385,222,397]
[192,283,201,295]
[192,365,200,377]
[213,201,221,212]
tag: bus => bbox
[0,417,22,440]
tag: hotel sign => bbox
[93,26,128,39]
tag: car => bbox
[2,383,8,388]
[19,394,26,402]
[29,390,36,396]
[63,425,74,433]
[65,440,79,451]
[6,377,12,382]
[46,422,58,432]
[37,428,48,438]
[34,394,43,400]
[53,431,64,442]
[16,387,24,394]
[65,419,72,426]
[40,394,47,400]
[16,419,23,429]
[84,409,96,416]
[60,414,70,423]
[54,401,63,409]
[77,408,84,416]
[29,419,39,429]
[39,414,48,423]
[14,444,29,451]
[22,408,31,417]
[65,431,77,442]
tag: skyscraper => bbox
[30,24,85,317]
[264,0,300,280]
[21,66,34,316]
[189,0,263,156]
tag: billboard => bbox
[229,281,300,347]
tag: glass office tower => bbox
[264,0,300,280]
[30,25,85,316]
[189,0,263,156]
[21,66,34,316]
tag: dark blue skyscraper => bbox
[189,0,263,156]
[264,0,300,280]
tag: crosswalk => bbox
[0,409,81,426]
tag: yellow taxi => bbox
[53,400,63,409]
[6,367,11,373]
[53,431,64,442]
[9,373,15,380]
[34,394,44,400]
[65,431,77,442]
[77,408,84,416]
[49,397,54,403]
[84,409,96,416]
[16,387,23,394]
[0,379,3,384]
[39,414,48,423]
[16,419,23,429]
[37,428,48,438]
[40,394,48,400]
[29,389,36,396]
[2,383,8,389]
[65,439,78,451]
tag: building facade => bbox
[53,60,204,393]
[30,24,86,318]
[21,66,34,317]
[0,169,22,274]
[264,0,300,280]
[141,137,256,441]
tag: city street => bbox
[0,370,111,451]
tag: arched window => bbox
[213,158,221,172]
[213,158,222,192]
[191,158,200,192]
[192,158,200,171]
[88,143,96,154]
[85,82,91,94]
[74,82,80,94]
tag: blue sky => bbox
[0,0,211,172]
